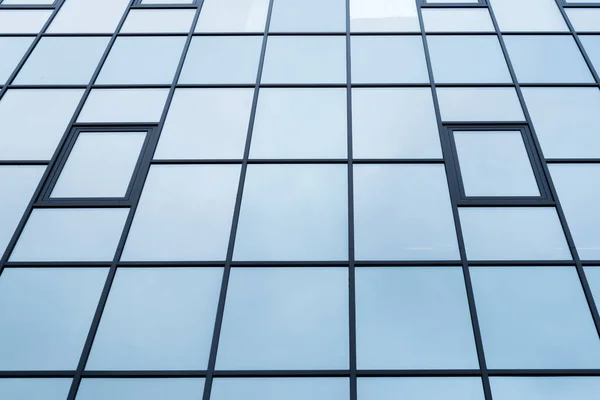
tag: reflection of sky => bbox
[350,0,420,31]
[211,378,349,400]
[0,378,71,400]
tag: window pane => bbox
[349,0,420,32]
[356,267,478,369]
[261,36,346,84]
[491,377,600,400]
[233,164,348,261]
[0,89,84,160]
[195,0,269,32]
[3,0,55,3]
[0,10,51,33]
[352,88,442,159]
[354,165,459,261]
[422,8,494,32]
[78,89,169,123]
[437,88,525,122]
[10,208,128,262]
[459,207,571,261]
[522,87,600,158]
[211,378,349,400]
[155,89,252,159]
[351,36,428,84]
[0,37,34,84]
[15,37,108,85]
[216,268,349,370]
[471,267,600,369]
[121,165,240,261]
[0,166,44,257]
[87,268,222,370]
[96,37,186,84]
[179,36,262,84]
[580,36,600,77]
[270,0,345,32]
[566,9,600,32]
[0,379,71,400]
[250,88,347,159]
[489,0,568,32]
[358,378,485,400]
[48,0,129,34]
[586,267,600,310]
[142,0,194,3]
[0,268,107,369]
[427,36,511,84]
[504,36,594,84]
[454,131,540,197]
[77,379,204,400]
[51,132,146,198]
[550,164,600,260]
[120,9,196,33]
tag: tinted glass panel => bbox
[48,0,130,34]
[580,36,600,77]
[0,37,34,85]
[358,378,485,400]
[489,0,568,32]
[0,10,51,34]
[491,377,600,400]
[566,9,600,32]
[437,88,525,122]
[211,378,349,400]
[349,0,420,32]
[77,379,205,400]
[270,0,345,32]
[78,89,169,123]
[422,8,494,32]
[195,0,269,32]
[120,9,196,33]
[0,379,71,400]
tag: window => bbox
[565,9,600,32]
[233,164,348,261]
[76,379,205,400]
[120,9,196,33]
[422,8,494,32]
[138,0,197,4]
[195,0,269,32]
[349,0,420,32]
[47,0,129,34]
[488,0,568,32]
[580,36,600,76]
[0,379,70,400]
[0,37,34,84]
[358,378,485,400]
[436,88,525,122]
[86,268,222,370]
[78,89,169,123]
[216,268,349,370]
[491,377,600,400]
[270,0,346,32]
[1,0,56,4]
[211,378,349,400]
[0,268,108,369]
[0,10,51,33]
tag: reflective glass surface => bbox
[78,89,169,123]
[580,36,600,77]
[437,88,525,122]
[491,377,600,400]
[211,378,349,400]
[48,0,130,34]
[566,9,600,32]
[195,0,270,32]
[120,9,196,33]
[0,10,51,33]
[0,37,34,85]
[489,0,568,32]
[0,379,71,400]
[77,379,205,400]
[349,0,420,32]
[422,8,494,32]
[270,0,346,32]
[358,378,485,400]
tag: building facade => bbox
[1,0,600,398]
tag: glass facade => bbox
[1,0,600,399]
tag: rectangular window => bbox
[420,0,487,6]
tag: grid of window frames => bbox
[1,0,600,399]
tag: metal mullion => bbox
[201,1,275,399]
[416,4,494,400]
[487,0,600,350]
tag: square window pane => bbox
[550,164,600,260]
[0,268,108,369]
[87,268,222,370]
[504,36,594,84]
[270,0,346,32]
[0,37,34,85]
[195,0,269,32]
[250,88,347,159]
[211,378,349,400]
[352,88,442,159]
[566,9,600,32]
[48,0,130,34]
[471,267,600,368]
[121,165,240,261]
[349,0,420,32]
[233,164,348,261]
[422,8,494,32]
[522,87,600,158]
[0,10,51,33]
[120,9,196,33]
[351,36,428,84]
[14,37,109,85]
[454,131,540,197]
[216,268,349,370]
[491,377,600,400]
[261,36,346,84]
[78,89,169,123]
[437,88,525,122]
[489,0,568,32]
[356,267,478,369]
[0,166,44,257]
[179,36,262,84]
[354,165,459,261]
[459,207,571,261]
[358,378,485,400]
[581,36,600,77]
[10,208,129,262]
[427,36,511,84]
[77,379,205,400]
[155,89,253,160]
[96,37,186,84]
[0,379,71,400]
[0,89,84,160]
[51,132,146,198]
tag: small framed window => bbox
[562,0,600,7]
[0,0,57,7]
[444,125,553,205]
[37,125,158,206]
[419,0,488,7]
[133,0,200,7]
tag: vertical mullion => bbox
[487,0,600,350]
[415,3,494,400]
[201,1,275,399]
